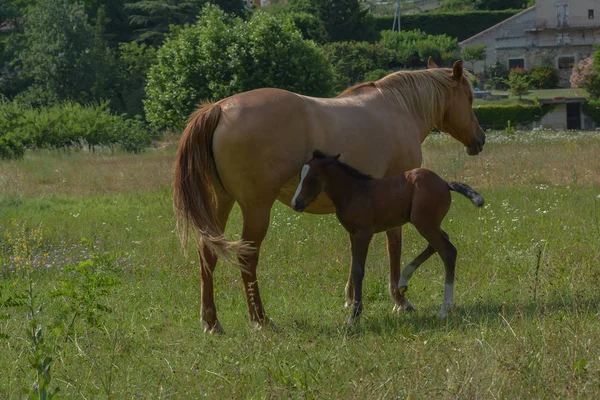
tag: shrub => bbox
[484,62,509,90]
[379,29,458,68]
[373,10,521,42]
[323,41,396,91]
[364,69,392,82]
[506,68,530,99]
[0,99,154,159]
[528,65,559,89]
[145,5,333,130]
[474,104,552,130]
[582,99,600,125]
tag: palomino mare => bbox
[291,150,484,323]
[174,58,485,333]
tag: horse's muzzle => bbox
[292,200,306,212]
[467,132,486,155]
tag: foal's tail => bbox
[173,102,253,267]
[448,182,485,207]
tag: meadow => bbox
[1,130,600,398]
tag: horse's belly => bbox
[277,177,336,214]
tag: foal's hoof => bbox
[393,297,416,313]
[344,300,354,308]
[203,320,225,335]
[251,317,279,331]
[438,303,454,319]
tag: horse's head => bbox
[430,58,486,156]
[291,151,340,212]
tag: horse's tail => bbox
[448,182,485,207]
[173,102,253,267]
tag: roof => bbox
[460,6,536,46]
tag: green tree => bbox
[17,0,117,104]
[210,0,246,16]
[505,69,530,100]
[117,42,157,117]
[125,0,207,46]
[461,44,486,72]
[144,5,334,130]
[380,29,458,68]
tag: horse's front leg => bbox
[347,231,373,325]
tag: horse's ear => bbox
[427,57,439,69]
[334,154,341,161]
[452,60,464,81]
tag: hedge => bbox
[374,10,521,41]
[0,100,155,159]
[473,104,553,130]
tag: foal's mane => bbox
[312,150,372,181]
[339,68,474,128]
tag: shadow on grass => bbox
[335,295,600,337]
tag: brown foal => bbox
[292,150,484,324]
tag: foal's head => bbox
[291,151,341,212]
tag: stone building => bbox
[460,0,600,87]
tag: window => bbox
[589,9,595,19]
[508,58,525,70]
[558,56,575,70]
[557,4,569,26]
[556,33,571,45]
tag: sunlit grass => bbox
[1,131,600,398]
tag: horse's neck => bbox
[323,168,365,210]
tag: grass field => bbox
[1,130,600,398]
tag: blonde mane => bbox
[341,68,474,129]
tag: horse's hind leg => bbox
[238,205,273,328]
[200,195,235,334]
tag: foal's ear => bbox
[452,60,464,81]
[427,57,439,69]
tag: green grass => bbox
[1,132,600,398]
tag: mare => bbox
[173,58,485,333]
[292,150,485,323]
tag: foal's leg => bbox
[238,205,273,328]
[347,231,373,325]
[418,228,457,318]
[385,227,409,311]
[200,196,235,334]
[393,244,436,312]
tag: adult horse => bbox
[174,58,485,333]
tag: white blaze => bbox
[291,165,310,207]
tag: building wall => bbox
[536,0,600,29]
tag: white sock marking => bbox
[399,262,417,288]
[291,164,310,207]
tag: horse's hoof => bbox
[203,320,225,334]
[344,300,353,308]
[394,297,416,312]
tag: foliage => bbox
[484,61,509,90]
[145,5,334,130]
[264,8,328,43]
[570,57,600,99]
[0,99,154,158]
[323,41,396,91]
[505,68,530,100]
[125,0,208,46]
[16,0,117,105]
[473,104,552,129]
[379,29,458,67]
[528,66,559,89]
[52,241,120,339]
[288,0,377,42]
[364,69,392,82]
[461,44,486,71]
[117,42,157,117]
[474,0,530,10]
[373,10,521,42]
[582,99,600,125]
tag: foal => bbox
[291,150,484,324]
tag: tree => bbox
[505,69,530,100]
[144,5,334,130]
[461,45,486,72]
[17,0,117,104]
[210,0,246,16]
[117,42,157,117]
[125,0,207,46]
[379,29,458,68]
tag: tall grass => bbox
[0,131,599,398]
